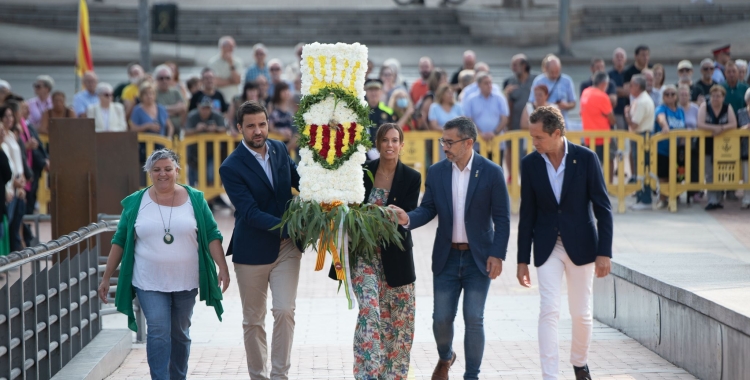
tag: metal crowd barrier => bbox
[0,220,117,380]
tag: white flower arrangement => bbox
[297,145,367,204]
[300,42,368,101]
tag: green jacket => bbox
[112,185,224,332]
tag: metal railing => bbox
[0,221,117,380]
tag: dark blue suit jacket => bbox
[219,139,300,265]
[407,153,511,275]
[517,141,613,267]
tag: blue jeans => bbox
[433,249,491,380]
[188,157,214,187]
[135,287,198,380]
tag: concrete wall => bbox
[593,263,750,380]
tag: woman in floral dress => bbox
[332,123,421,379]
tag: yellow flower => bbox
[314,125,324,152]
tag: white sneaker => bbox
[655,200,668,210]
[630,203,652,211]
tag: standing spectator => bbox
[679,84,702,203]
[609,48,629,131]
[387,89,415,131]
[641,69,662,108]
[366,59,375,79]
[365,79,396,153]
[114,63,144,103]
[410,57,433,104]
[383,58,409,92]
[188,68,228,115]
[736,60,748,84]
[428,68,448,94]
[7,101,42,226]
[450,50,476,87]
[503,54,527,89]
[245,43,269,83]
[580,58,616,106]
[429,84,463,131]
[26,75,54,129]
[697,85,736,210]
[652,64,666,92]
[456,70,475,100]
[73,71,99,117]
[528,55,577,128]
[412,93,434,131]
[460,62,500,104]
[208,36,243,102]
[520,85,558,131]
[268,82,296,145]
[284,43,305,83]
[0,122,12,255]
[185,97,227,187]
[505,57,533,134]
[379,65,399,104]
[39,91,76,135]
[121,70,148,115]
[1,105,30,251]
[255,75,271,106]
[228,82,261,131]
[463,73,509,162]
[736,88,750,209]
[87,83,128,132]
[692,58,718,105]
[677,60,694,88]
[154,65,187,136]
[0,81,12,107]
[712,45,731,84]
[623,46,651,95]
[580,72,615,166]
[654,85,687,209]
[130,83,174,138]
[186,77,201,99]
[722,61,749,119]
[267,59,291,100]
[164,61,189,101]
[625,75,655,210]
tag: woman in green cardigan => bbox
[98,148,230,380]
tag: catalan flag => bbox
[75,0,93,77]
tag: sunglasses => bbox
[100,93,113,97]
[33,83,42,89]
[701,67,714,71]
[678,68,691,73]
[270,67,281,71]
[664,92,676,96]
[157,76,172,81]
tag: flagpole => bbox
[74,0,81,94]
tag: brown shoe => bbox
[432,351,457,380]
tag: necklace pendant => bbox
[164,232,174,245]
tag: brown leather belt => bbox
[451,243,470,251]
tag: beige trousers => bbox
[234,239,301,380]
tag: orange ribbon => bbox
[313,201,345,281]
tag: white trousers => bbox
[536,238,595,380]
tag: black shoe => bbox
[574,364,592,380]
[705,203,723,211]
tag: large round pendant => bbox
[164,233,174,245]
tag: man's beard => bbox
[420,71,431,80]
[246,134,267,149]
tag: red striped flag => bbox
[76,0,93,77]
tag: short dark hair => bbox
[51,91,66,100]
[593,71,609,86]
[375,123,404,151]
[590,57,604,67]
[201,67,214,76]
[242,81,260,101]
[271,82,290,106]
[519,58,530,73]
[529,106,566,136]
[443,116,478,141]
[186,77,200,92]
[236,101,268,126]
[635,45,650,56]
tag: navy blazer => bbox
[407,153,511,275]
[517,141,613,267]
[219,139,300,265]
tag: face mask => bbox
[396,98,408,108]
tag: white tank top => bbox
[132,191,200,292]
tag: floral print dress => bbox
[351,187,416,380]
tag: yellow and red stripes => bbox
[76,0,93,77]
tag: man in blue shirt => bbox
[73,71,99,117]
[245,43,270,84]
[463,73,509,160]
[528,55,577,129]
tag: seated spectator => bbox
[412,93,434,131]
[87,83,127,132]
[737,88,750,209]
[185,97,226,186]
[26,75,55,129]
[697,85,735,210]
[245,43,269,83]
[154,65,187,136]
[654,85,687,209]
[73,71,99,117]
[580,72,615,166]
[188,68,228,115]
[130,83,174,138]
[228,81,261,132]
[268,82,296,145]
[409,57,433,104]
[386,88,415,131]
[428,84,463,131]
[114,63,144,103]
[520,85,558,130]
[39,91,76,134]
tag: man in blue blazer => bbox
[392,117,510,380]
[219,101,301,380]
[516,106,613,380]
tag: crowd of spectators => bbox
[0,40,747,251]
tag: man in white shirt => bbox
[391,117,510,380]
[625,74,655,209]
[207,36,243,101]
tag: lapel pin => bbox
[573,159,576,164]
[393,197,397,201]
[475,170,479,178]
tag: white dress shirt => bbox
[243,140,274,188]
[451,150,475,243]
[540,137,568,204]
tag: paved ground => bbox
[93,191,750,380]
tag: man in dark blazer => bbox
[392,117,511,380]
[219,101,301,380]
[516,106,613,380]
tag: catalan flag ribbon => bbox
[76,0,93,77]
